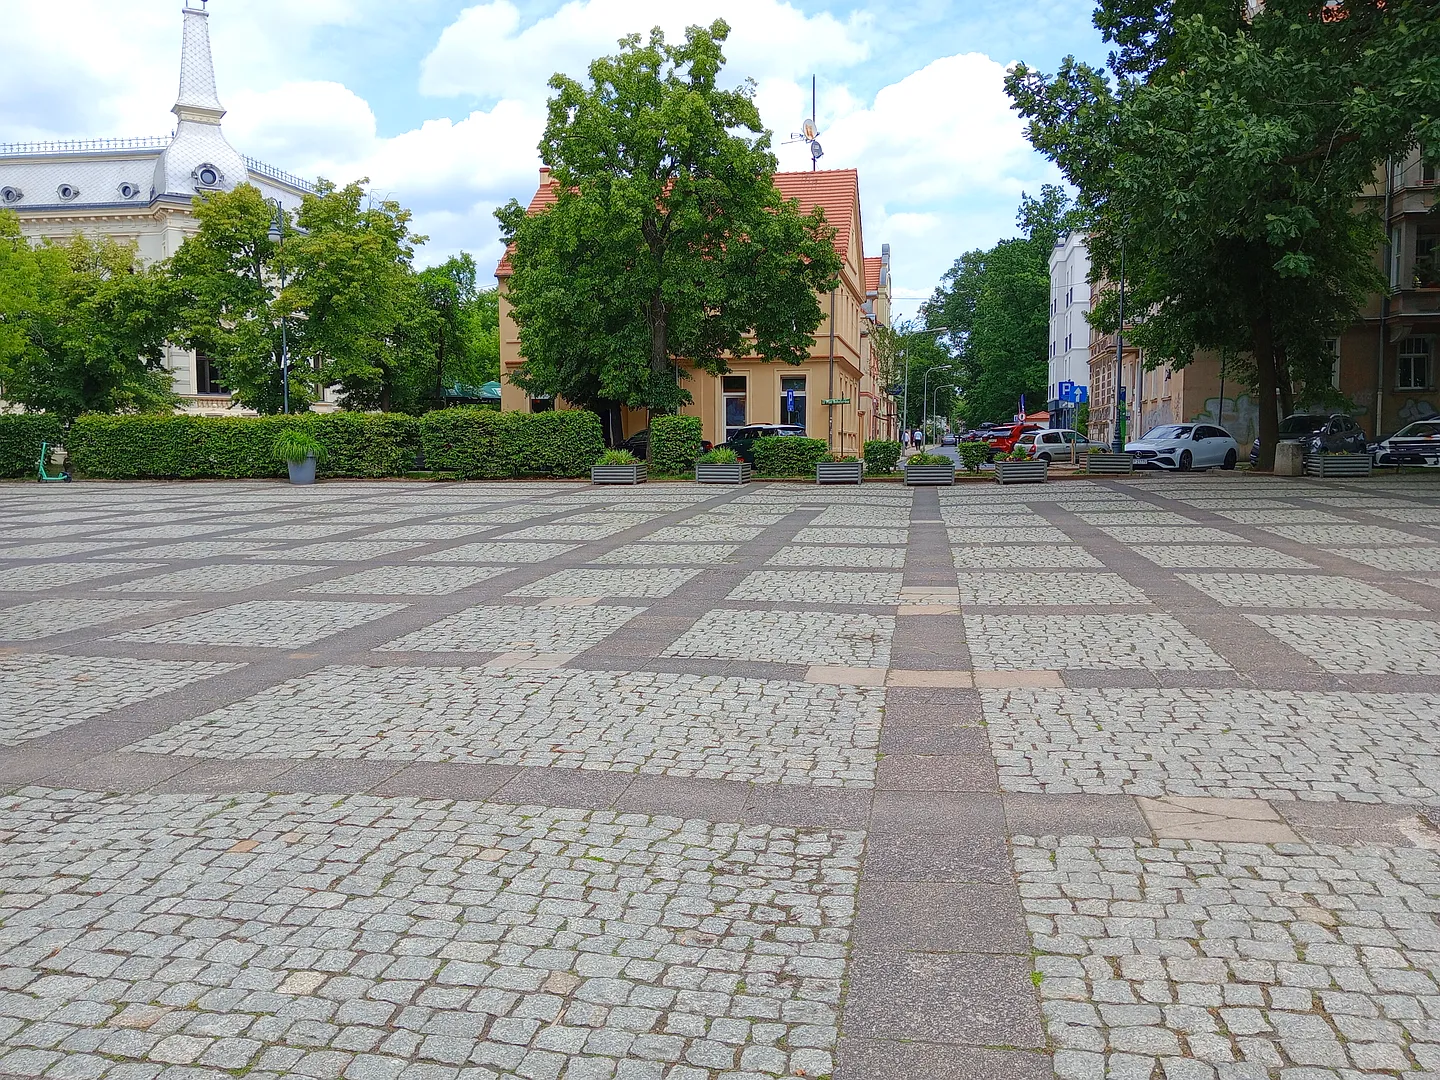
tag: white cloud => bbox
[420,0,871,99]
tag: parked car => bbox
[1373,419,1440,467]
[941,432,958,446]
[718,424,807,463]
[1014,428,1102,463]
[1248,412,1367,465]
[984,422,1044,459]
[617,429,712,459]
[1126,423,1239,471]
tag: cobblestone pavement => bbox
[1,473,1438,1079]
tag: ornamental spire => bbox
[174,2,225,123]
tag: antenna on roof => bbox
[784,75,824,171]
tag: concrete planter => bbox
[591,464,647,485]
[994,460,1048,485]
[903,463,956,486]
[695,462,751,485]
[816,461,865,485]
[1304,453,1372,478]
[286,454,317,485]
[1084,453,1134,475]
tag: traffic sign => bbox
[1058,380,1076,403]
[1076,385,1089,403]
[822,397,850,405]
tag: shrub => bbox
[906,452,952,466]
[1001,446,1032,462]
[0,414,65,479]
[419,408,602,479]
[68,414,420,480]
[696,447,739,464]
[596,449,639,465]
[650,415,703,476]
[274,429,326,465]
[752,436,829,476]
[862,439,902,474]
[957,440,990,472]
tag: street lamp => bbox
[920,363,956,447]
[267,199,290,415]
[1111,248,1126,452]
[930,382,959,433]
[899,326,948,447]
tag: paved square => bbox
[965,613,1230,670]
[1244,614,1440,675]
[1177,572,1420,610]
[1,561,158,591]
[102,562,326,592]
[952,544,1105,568]
[1130,545,1317,569]
[729,570,904,605]
[111,600,405,648]
[417,541,580,563]
[380,603,645,653]
[299,564,513,595]
[663,608,895,667]
[0,598,182,640]
[956,571,1151,606]
[510,567,702,598]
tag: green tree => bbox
[495,21,842,418]
[291,181,424,412]
[0,215,174,419]
[924,188,1070,426]
[169,184,309,414]
[1007,0,1440,467]
[406,254,500,410]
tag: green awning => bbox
[444,380,502,402]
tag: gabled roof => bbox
[497,166,861,277]
[864,256,882,296]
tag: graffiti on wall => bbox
[1192,394,1260,447]
[1398,398,1438,425]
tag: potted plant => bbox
[591,448,647,485]
[816,454,865,484]
[994,446,1048,485]
[903,451,957,486]
[1304,448,1373,478]
[1084,445,1135,475]
[273,429,326,485]
[695,447,750,484]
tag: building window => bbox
[1397,338,1433,391]
[1391,228,1403,289]
[780,375,806,427]
[0,187,21,204]
[722,375,747,441]
[529,395,554,413]
[195,353,227,395]
[1423,157,1437,185]
[1415,234,1440,288]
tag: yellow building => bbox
[496,168,893,454]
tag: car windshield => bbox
[1396,422,1440,438]
[1142,425,1192,441]
[773,427,806,436]
[1279,415,1326,435]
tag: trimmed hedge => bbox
[419,408,603,479]
[863,439,902,475]
[68,414,421,480]
[753,436,829,477]
[650,415,703,476]
[0,414,65,479]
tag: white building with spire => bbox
[0,2,314,409]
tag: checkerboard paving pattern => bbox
[663,608,895,667]
[964,613,1231,670]
[110,600,406,649]
[1177,573,1420,610]
[380,603,645,654]
[0,598,183,641]
[1243,614,1440,675]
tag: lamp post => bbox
[1111,248,1126,452]
[900,326,948,449]
[930,382,959,435]
[920,363,955,447]
[267,200,290,415]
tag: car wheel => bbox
[1222,449,1237,470]
[1038,453,1052,463]
[1179,450,1193,472]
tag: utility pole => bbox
[1111,249,1125,452]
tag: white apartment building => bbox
[1047,230,1092,429]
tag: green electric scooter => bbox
[37,442,72,483]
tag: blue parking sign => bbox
[1058,381,1075,403]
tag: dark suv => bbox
[1250,412,1367,465]
[718,424,807,463]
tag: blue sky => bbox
[0,0,1109,304]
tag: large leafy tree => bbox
[924,188,1070,426]
[496,21,843,416]
[0,214,174,418]
[169,184,309,413]
[1007,0,1440,466]
[404,254,501,410]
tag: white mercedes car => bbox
[1125,423,1239,471]
[1373,420,1440,468]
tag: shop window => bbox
[722,375,747,441]
[780,375,806,427]
[529,396,554,413]
[196,353,226,395]
[1397,338,1434,391]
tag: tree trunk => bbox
[645,289,668,464]
[1275,344,1294,419]
[1253,310,1280,471]
[434,335,447,409]
[380,379,392,414]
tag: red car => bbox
[985,423,1044,457]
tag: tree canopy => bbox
[496,21,843,415]
[1007,0,1440,465]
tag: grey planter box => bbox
[816,461,865,485]
[994,460,1049,485]
[1304,453,1372,478]
[591,464,647,485]
[904,463,956,486]
[286,454,317,485]
[695,462,751,484]
[1084,453,1134,475]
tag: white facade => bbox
[1047,230,1092,428]
[0,3,314,413]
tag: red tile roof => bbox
[864,256,882,295]
[497,166,860,277]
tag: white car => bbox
[1374,420,1440,467]
[1015,428,1103,463]
[1125,423,1239,471]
